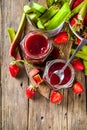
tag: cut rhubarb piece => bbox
[33,74,43,84]
[28,68,40,77]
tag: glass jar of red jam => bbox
[43,59,75,90]
[20,31,52,63]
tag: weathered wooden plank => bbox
[68,71,87,130]
[0,0,2,129]
[1,0,29,130]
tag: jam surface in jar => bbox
[48,62,71,85]
[25,33,49,56]
[20,31,52,63]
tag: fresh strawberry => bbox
[72,82,84,94]
[72,0,84,9]
[75,37,81,44]
[70,14,83,32]
[71,59,84,71]
[9,64,20,77]
[26,85,36,98]
[50,91,63,104]
[53,31,68,44]
[70,15,78,26]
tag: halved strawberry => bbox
[26,85,36,98]
[50,91,63,104]
[72,82,84,94]
[71,59,84,71]
[9,64,20,77]
[53,31,68,44]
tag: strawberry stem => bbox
[10,59,34,68]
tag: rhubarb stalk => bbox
[78,0,87,21]
[81,45,87,75]
[7,28,21,60]
[71,48,87,61]
[9,12,26,58]
[71,1,84,17]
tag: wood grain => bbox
[1,0,87,130]
[1,0,29,130]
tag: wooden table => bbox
[1,0,87,130]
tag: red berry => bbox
[70,15,78,26]
[76,37,81,44]
[71,59,84,71]
[72,82,84,94]
[50,91,63,104]
[26,87,36,98]
[53,31,68,44]
[9,64,20,77]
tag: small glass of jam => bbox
[20,31,53,63]
[43,59,75,90]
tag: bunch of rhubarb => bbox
[25,1,71,30]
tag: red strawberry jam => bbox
[48,62,71,85]
[20,31,52,63]
[43,59,75,90]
